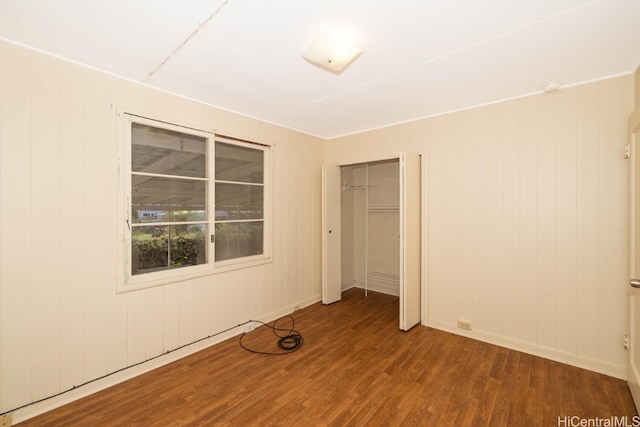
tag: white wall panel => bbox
[518,96,539,346]
[485,105,505,336]
[161,284,181,354]
[326,73,634,379]
[147,287,167,362]
[192,280,210,342]
[276,139,293,309]
[30,52,61,400]
[555,88,578,357]
[82,69,109,382]
[537,92,558,351]
[597,77,625,368]
[471,109,489,332]
[575,84,600,362]
[0,40,323,418]
[127,290,147,366]
[0,39,3,405]
[501,103,521,341]
[105,76,128,376]
[300,140,317,303]
[424,121,446,323]
[58,59,88,391]
[243,264,267,320]
[178,280,196,347]
[453,116,474,327]
[0,42,33,410]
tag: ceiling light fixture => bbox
[302,30,362,74]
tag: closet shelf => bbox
[343,184,375,190]
[367,204,399,212]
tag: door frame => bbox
[321,152,428,328]
[628,111,640,411]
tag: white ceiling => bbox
[0,0,639,139]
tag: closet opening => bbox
[341,159,400,298]
[322,152,422,331]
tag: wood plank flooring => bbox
[18,289,638,426]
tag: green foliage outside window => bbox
[132,228,205,274]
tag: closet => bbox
[341,160,400,296]
[322,153,422,331]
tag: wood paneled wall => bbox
[326,74,634,379]
[0,41,323,420]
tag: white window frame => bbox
[213,136,272,271]
[116,111,273,293]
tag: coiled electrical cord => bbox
[239,315,303,355]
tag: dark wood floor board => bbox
[16,288,637,426]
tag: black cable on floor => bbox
[239,315,304,355]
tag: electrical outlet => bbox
[457,320,472,330]
[1,412,13,427]
[244,322,255,333]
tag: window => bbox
[130,121,209,276]
[119,113,271,290]
[214,141,265,262]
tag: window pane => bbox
[132,226,168,274]
[215,183,263,221]
[132,123,206,178]
[132,176,206,223]
[215,221,264,261]
[169,224,206,268]
[215,142,263,183]
[132,224,206,275]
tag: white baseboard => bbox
[293,293,322,310]
[353,283,399,297]
[426,319,626,380]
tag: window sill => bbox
[117,255,273,293]
[213,254,273,274]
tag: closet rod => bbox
[343,184,369,190]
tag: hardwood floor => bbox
[18,288,637,426]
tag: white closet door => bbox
[322,164,342,304]
[400,152,421,330]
